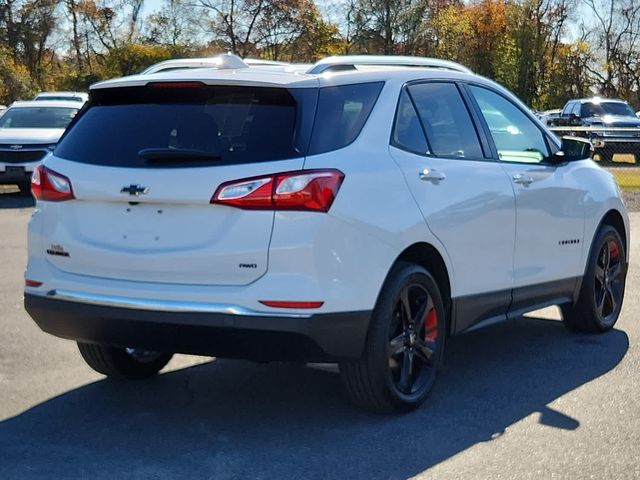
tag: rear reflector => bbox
[212,169,344,212]
[31,165,75,202]
[25,279,43,287]
[259,301,324,309]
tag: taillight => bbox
[212,169,344,212]
[31,165,75,202]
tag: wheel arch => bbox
[574,207,628,303]
[599,209,628,260]
[394,242,452,332]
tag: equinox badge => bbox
[121,184,150,196]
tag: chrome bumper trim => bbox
[42,289,313,318]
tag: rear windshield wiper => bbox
[139,148,222,164]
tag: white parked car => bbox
[536,108,562,126]
[23,56,628,412]
[33,91,88,103]
[0,101,80,193]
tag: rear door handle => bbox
[419,169,446,182]
[512,173,533,185]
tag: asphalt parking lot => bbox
[0,188,638,480]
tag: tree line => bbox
[1,0,639,110]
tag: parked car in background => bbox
[554,97,640,162]
[554,97,639,127]
[536,108,561,126]
[0,100,80,193]
[33,91,88,104]
[23,55,628,413]
[0,105,6,117]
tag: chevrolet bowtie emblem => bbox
[120,184,150,196]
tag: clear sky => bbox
[142,0,163,15]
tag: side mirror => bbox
[551,136,593,163]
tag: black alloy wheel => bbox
[340,262,445,413]
[593,237,624,326]
[388,283,439,397]
[562,224,626,333]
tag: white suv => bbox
[23,56,629,413]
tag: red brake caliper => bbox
[609,241,619,261]
[424,308,438,341]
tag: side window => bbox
[308,82,383,155]
[572,102,582,116]
[562,102,574,115]
[408,83,484,159]
[469,85,550,164]
[391,89,429,155]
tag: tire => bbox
[77,342,173,379]
[562,225,627,333]
[340,262,446,413]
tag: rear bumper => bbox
[24,293,371,362]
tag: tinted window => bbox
[55,85,315,168]
[308,82,383,155]
[407,83,484,159]
[470,86,550,163]
[571,102,581,115]
[391,90,429,154]
[0,107,78,129]
[582,101,635,117]
[35,96,84,102]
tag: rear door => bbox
[389,82,516,331]
[42,82,315,286]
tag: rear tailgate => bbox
[39,82,315,286]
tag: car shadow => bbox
[0,316,629,479]
[0,187,34,209]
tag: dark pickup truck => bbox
[552,97,640,163]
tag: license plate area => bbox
[5,166,25,175]
[119,204,173,247]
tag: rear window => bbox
[55,84,316,168]
[0,107,78,129]
[35,96,84,102]
[308,82,383,155]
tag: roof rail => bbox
[306,55,472,75]
[142,53,249,75]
